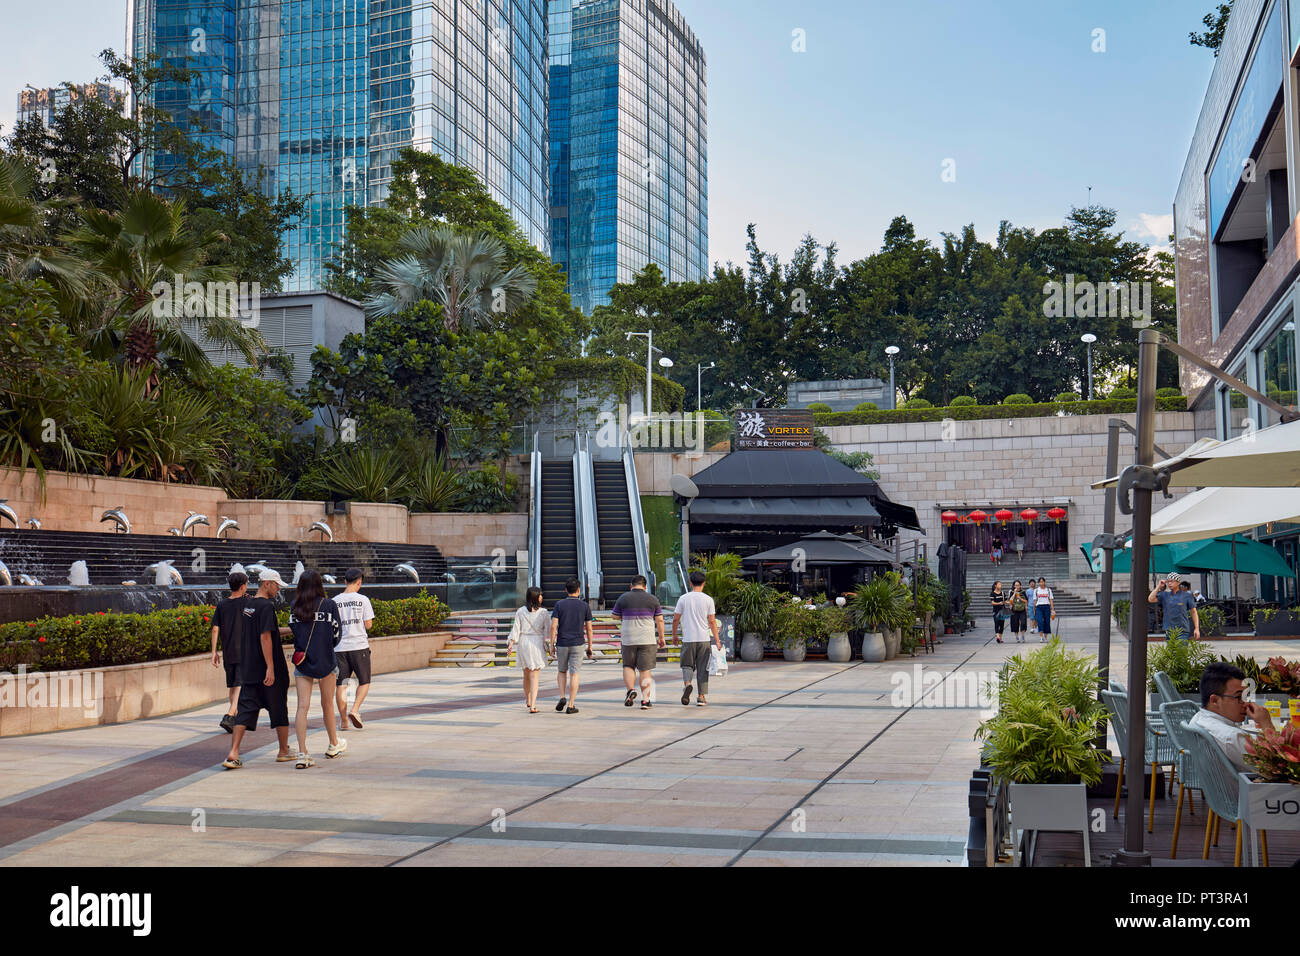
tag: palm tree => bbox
[362,224,537,331]
[0,155,91,304]
[64,189,262,372]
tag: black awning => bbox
[688,496,881,528]
[741,533,897,566]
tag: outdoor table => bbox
[1236,772,1300,866]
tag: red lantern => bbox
[968,509,988,524]
[1020,508,1039,524]
[941,510,959,525]
[994,508,1014,526]
[1047,506,1067,524]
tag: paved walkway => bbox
[0,619,1291,867]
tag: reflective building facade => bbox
[130,0,550,291]
[549,0,707,312]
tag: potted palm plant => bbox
[723,580,779,662]
[1145,629,1214,708]
[850,577,894,662]
[880,571,911,658]
[771,596,827,662]
[820,601,853,663]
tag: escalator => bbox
[593,459,641,603]
[538,459,579,604]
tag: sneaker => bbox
[219,714,235,734]
[640,700,652,710]
[325,739,348,759]
[555,697,567,713]
[624,689,637,707]
[566,706,579,714]
[295,753,314,769]
[681,686,693,705]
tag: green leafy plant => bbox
[406,454,463,512]
[806,402,832,413]
[722,580,780,635]
[691,552,743,608]
[455,463,518,512]
[819,602,853,634]
[770,597,829,649]
[1260,656,1300,696]
[1251,607,1281,628]
[849,575,911,632]
[1244,723,1300,783]
[948,395,977,407]
[853,401,877,411]
[1155,387,1183,399]
[1003,393,1033,405]
[901,397,933,408]
[1197,604,1226,635]
[311,445,410,503]
[1053,392,1079,403]
[1112,598,1131,633]
[1146,633,1216,693]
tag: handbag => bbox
[291,601,321,668]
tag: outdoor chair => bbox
[1152,670,1183,708]
[1157,699,1202,857]
[1100,688,1178,834]
[1179,721,1268,867]
[911,611,934,655]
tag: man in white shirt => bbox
[333,568,375,730]
[1187,662,1276,774]
[671,570,721,706]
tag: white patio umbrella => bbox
[1092,418,1300,489]
[1148,486,1300,544]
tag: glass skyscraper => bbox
[549,0,707,313]
[130,0,550,292]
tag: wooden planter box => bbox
[1253,610,1300,638]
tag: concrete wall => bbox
[823,411,1201,593]
[0,470,228,537]
[632,450,727,494]
[409,512,527,555]
[0,629,453,737]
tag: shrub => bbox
[902,397,933,408]
[456,464,519,513]
[948,395,977,407]
[1003,393,1032,405]
[1245,723,1300,783]
[720,580,780,634]
[370,591,451,636]
[806,402,833,413]
[1109,386,1136,399]
[810,395,1187,427]
[1146,634,1216,692]
[853,401,878,411]
[1197,605,1226,635]
[771,597,829,648]
[1155,387,1182,399]
[1053,392,1079,403]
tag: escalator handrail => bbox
[528,432,541,590]
[576,433,603,601]
[621,430,655,593]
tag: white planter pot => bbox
[827,632,851,662]
[739,632,765,662]
[782,640,807,662]
[883,627,901,659]
[861,630,886,662]
[1007,782,1091,867]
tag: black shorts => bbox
[234,680,290,730]
[223,658,241,688]
[336,649,372,684]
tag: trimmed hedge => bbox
[0,592,450,672]
[948,395,977,407]
[1003,393,1033,405]
[806,402,833,413]
[853,401,878,411]
[1053,392,1079,403]
[902,397,933,408]
[813,395,1188,427]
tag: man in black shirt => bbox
[210,571,249,733]
[549,577,594,713]
[223,570,294,769]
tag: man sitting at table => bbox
[1187,662,1276,773]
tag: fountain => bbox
[18,573,43,586]
[229,562,247,577]
[182,512,209,536]
[145,560,183,587]
[100,507,130,534]
[395,562,419,583]
[167,528,182,536]
[245,562,275,581]
[0,500,16,528]
[68,561,90,586]
[322,574,336,584]
[0,560,10,586]
[291,560,306,585]
[25,517,40,530]
[309,520,333,542]
[217,516,240,539]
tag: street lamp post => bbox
[626,331,655,417]
[697,361,716,412]
[1081,333,1097,400]
[885,345,900,409]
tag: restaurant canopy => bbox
[687,449,923,532]
[1092,418,1300,489]
[1080,533,1292,577]
[741,530,897,566]
[1148,485,1300,544]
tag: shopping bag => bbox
[708,644,728,676]
[647,678,656,703]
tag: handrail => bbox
[621,430,655,593]
[528,432,542,590]
[576,433,603,601]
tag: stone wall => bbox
[633,450,727,494]
[823,411,1201,593]
[409,512,528,556]
[0,469,228,536]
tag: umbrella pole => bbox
[1096,419,1121,732]
[1232,538,1238,623]
[1117,328,1159,867]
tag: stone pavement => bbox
[0,618,1291,867]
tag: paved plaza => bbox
[0,619,1293,867]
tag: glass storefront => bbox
[1257,316,1298,427]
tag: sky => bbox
[0,0,1218,267]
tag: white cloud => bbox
[1134,213,1174,242]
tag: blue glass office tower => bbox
[549,0,707,313]
[130,0,550,292]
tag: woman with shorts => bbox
[989,581,1008,643]
[1008,581,1028,643]
[289,570,346,768]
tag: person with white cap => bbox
[1149,572,1199,641]
[223,568,295,769]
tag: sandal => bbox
[295,753,314,769]
[221,756,243,770]
[681,686,693,705]
[624,690,637,707]
[275,752,297,762]
[529,707,539,713]
[349,713,363,730]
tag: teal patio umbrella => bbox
[1168,534,1293,577]
[1080,540,1181,575]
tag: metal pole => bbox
[646,329,653,418]
[1097,419,1120,717]
[681,500,691,571]
[697,364,702,412]
[889,355,896,410]
[1116,328,1158,867]
[1087,344,1094,401]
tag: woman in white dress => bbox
[506,587,551,713]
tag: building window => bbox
[1257,315,1298,427]
[1218,364,1251,440]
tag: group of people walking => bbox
[210,567,375,770]
[505,572,723,713]
[989,577,1055,644]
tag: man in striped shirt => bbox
[612,575,664,711]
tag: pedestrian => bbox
[991,536,1003,567]
[211,570,249,733]
[222,570,294,769]
[550,577,594,714]
[989,580,1007,643]
[1148,572,1200,641]
[1009,580,1028,643]
[612,574,664,711]
[1026,579,1038,635]
[1189,662,1278,772]
[1014,531,1025,562]
[289,570,346,769]
[506,586,550,713]
[1033,577,1055,642]
[672,569,721,706]
[333,567,375,730]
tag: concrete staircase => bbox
[964,553,1099,618]
[429,609,682,667]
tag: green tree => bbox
[1191,2,1234,54]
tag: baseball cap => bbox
[258,568,286,586]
